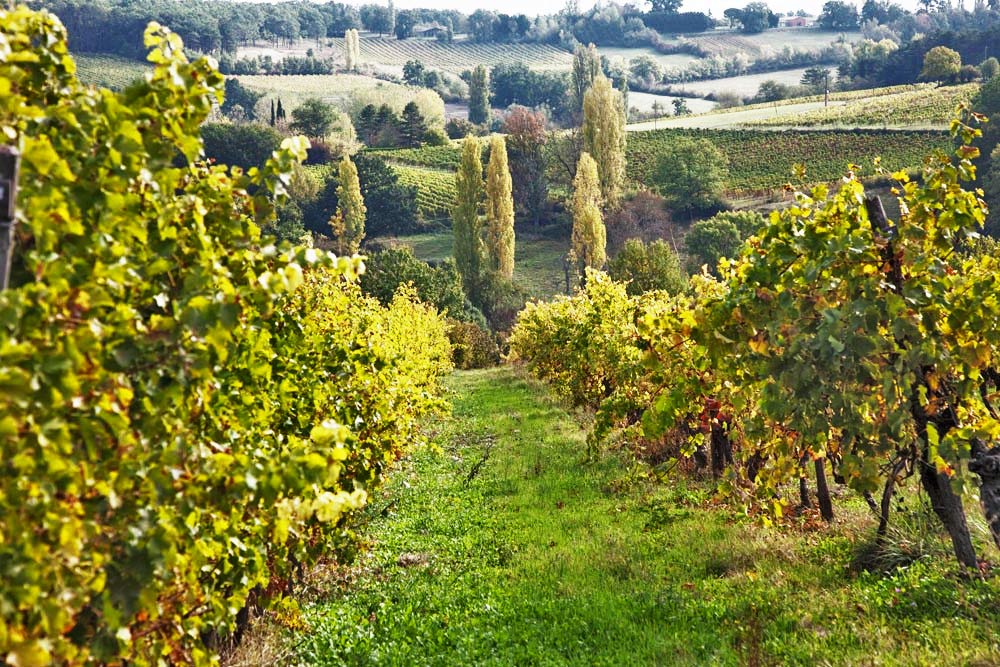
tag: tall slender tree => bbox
[582,74,626,209]
[571,43,601,113]
[469,64,490,125]
[332,154,366,254]
[485,135,515,279]
[344,28,360,71]
[571,152,606,279]
[453,137,485,296]
[504,105,548,226]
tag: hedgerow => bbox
[0,8,451,664]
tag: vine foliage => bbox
[0,8,451,664]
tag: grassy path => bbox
[295,367,1000,666]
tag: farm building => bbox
[782,16,810,27]
[413,23,448,38]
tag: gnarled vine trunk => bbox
[970,442,1000,551]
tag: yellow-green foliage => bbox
[582,73,626,208]
[520,108,1000,569]
[510,270,723,452]
[485,135,515,279]
[571,152,607,273]
[510,271,641,411]
[0,9,451,664]
[452,136,484,294]
[335,153,366,254]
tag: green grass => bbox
[294,367,1000,666]
[73,53,149,90]
[374,230,569,300]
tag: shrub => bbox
[359,247,471,320]
[201,121,283,170]
[424,127,450,146]
[0,11,452,664]
[448,319,500,369]
[605,190,676,253]
[445,117,476,139]
[709,209,767,239]
[981,57,1000,81]
[958,64,980,83]
[476,272,531,333]
[683,217,742,274]
[608,239,687,296]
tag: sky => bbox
[387,0,923,19]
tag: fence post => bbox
[0,146,20,291]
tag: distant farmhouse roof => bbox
[413,22,447,37]
[781,16,810,27]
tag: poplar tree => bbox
[571,43,601,112]
[453,136,485,296]
[332,154,366,254]
[571,152,606,278]
[344,29,360,71]
[469,64,489,125]
[485,135,515,280]
[582,74,626,209]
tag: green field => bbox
[73,53,149,89]
[237,73,414,114]
[375,230,569,299]
[627,128,951,192]
[288,367,1000,666]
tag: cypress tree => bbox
[333,154,366,254]
[270,99,275,126]
[582,74,626,209]
[400,101,427,148]
[469,64,489,125]
[485,135,515,280]
[357,104,378,145]
[571,152,606,279]
[276,98,285,121]
[452,137,485,296]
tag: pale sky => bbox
[388,0,923,18]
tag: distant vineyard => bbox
[376,144,463,170]
[745,83,979,128]
[627,128,951,192]
[697,83,938,117]
[391,164,456,220]
[351,37,574,72]
[74,53,149,89]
